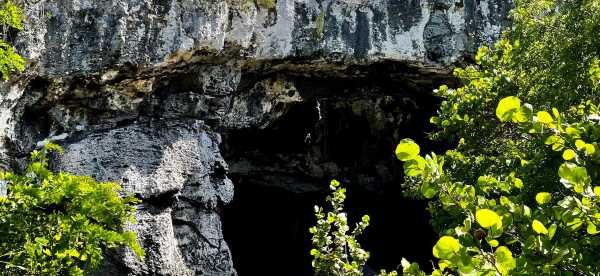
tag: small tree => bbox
[309,180,371,276]
[0,143,143,275]
[309,180,402,276]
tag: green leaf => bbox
[587,223,597,234]
[330,179,340,187]
[536,111,554,124]
[401,258,411,270]
[475,46,489,64]
[432,236,460,259]
[519,103,533,122]
[535,192,552,205]
[488,239,499,247]
[545,135,563,146]
[548,224,558,240]
[584,144,596,155]
[552,108,560,120]
[456,253,475,274]
[558,163,590,192]
[404,156,426,177]
[532,219,549,235]
[513,177,524,189]
[566,127,581,137]
[44,142,64,153]
[495,246,516,275]
[421,180,438,199]
[475,209,502,229]
[496,96,522,122]
[575,139,586,149]
[395,139,420,161]
[562,149,576,160]
[567,218,584,231]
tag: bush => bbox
[0,143,143,275]
[309,180,371,276]
[310,180,402,276]
[397,0,600,274]
[0,1,25,80]
[311,0,600,275]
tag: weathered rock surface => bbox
[16,0,512,76]
[0,0,512,275]
[56,120,234,275]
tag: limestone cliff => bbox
[0,0,511,275]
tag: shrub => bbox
[0,143,143,275]
[309,180,371,276]
[0,1,25,80]
[311,0,600,274]
[396,0,600,274]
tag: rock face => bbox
[0,0,512,275]
[55,120,234,275]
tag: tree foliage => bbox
[396,0,600,274]
[398,99,600,274]
[0,0,25,80]
[312,0,600,275]
[0,143,143,275]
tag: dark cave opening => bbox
[222,65,452,275]
[223,175,437,276]
[223,182,323,276]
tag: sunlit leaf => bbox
[536,111,553,124]
[495,246,516,275]
[496,96,522,122]
[562,149,576,160]
[532,220,548,235]
[476,209,502,229]
[488,239,499,247]
[404,156,426,177]
[395,139,420,161]
[433,236,460,259]
[587,223,598,234]
[535,192,552,205]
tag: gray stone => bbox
[55,119,235,275]
[15,0,512,76]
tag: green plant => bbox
[310,0,600,274]
[393,0,600,274]
[309,180,372,276]
[0,0,25,80]
[397,99,600,275]
[0,143,143,275]
[309,180,427,276]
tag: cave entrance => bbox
[221,62,453,275]
[222,176,437,276]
